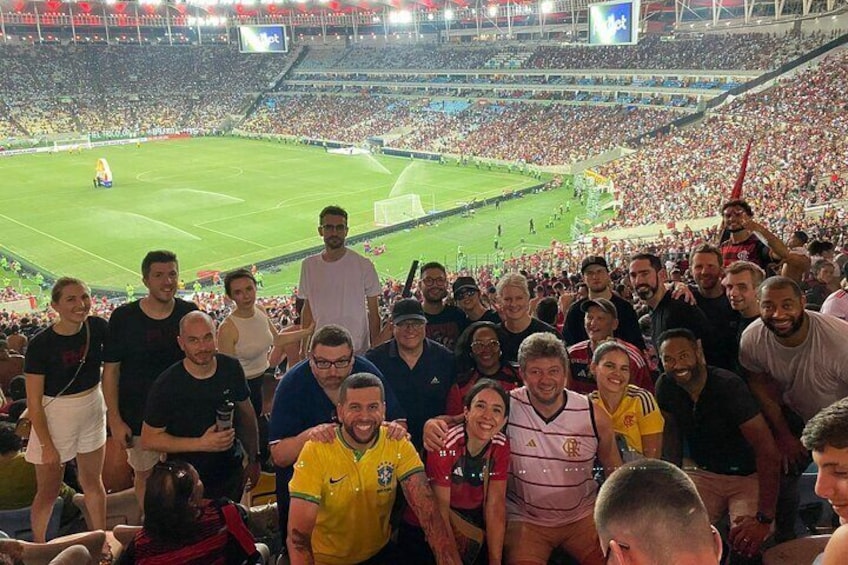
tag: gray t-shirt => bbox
[739,311,848,421]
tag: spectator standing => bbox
[495,273,561,367]
[419,262,467,351]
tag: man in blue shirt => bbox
[269,324,406,546]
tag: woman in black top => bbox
[25,277,108,542]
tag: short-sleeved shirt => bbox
[364,338,455,450]
[649,292,719,368]
[421,424,510,528]
[24,316,107,396]
[298,249,380,354]
[738,312,848,422]
[497,318,562,368]
[424,305,468,351]
[694,291,739,372]
[589,385,663,457]
[289,429,424,565]
[721,233,773,270]
[657,366,760,476]
[103,299,198,434]
[822,290,848,322]
[267,356,406,529]
[568,338,653,394]
[563,295,646,350]
[144,354,249,489]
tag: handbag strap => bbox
[44,319,90,407]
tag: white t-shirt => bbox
[298,248,380,354]
[739,311,848,421]
[821,289,848,323]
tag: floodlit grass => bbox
[1,136,592,292]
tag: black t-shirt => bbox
[649,293,718,368]
[563,294,646,350]
[144,354,249,486]
[694,290,738,371]
[467,309,502,326]
[24,317,108,396]
[656,366,760,476]
[497,318,562,368]
[103,298,198,433]
[425,305,468,351]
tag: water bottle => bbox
[216,400,235,431]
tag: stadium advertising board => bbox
[238,25,288,54]
[588,0,640,46]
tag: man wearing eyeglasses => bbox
[269,324,407,549]
[298,205,381,354]
[595,459,724,564]
[366,298,455,451]
[419,262,468,351]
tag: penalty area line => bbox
[0,214,137,276]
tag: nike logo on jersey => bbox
[329,475,347,485]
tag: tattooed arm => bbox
[287,498,319,565]
[401,471,462,565]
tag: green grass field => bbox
[0,137,599,295]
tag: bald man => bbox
[141,311,259,501]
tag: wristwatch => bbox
[755,512,774,525]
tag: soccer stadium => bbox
[1,0,847,562]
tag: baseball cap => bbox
[580,298,618,318]
[452,276,479,299]
[392,298,427,324]
[581,256,609,274]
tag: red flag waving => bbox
[730,138,753,200]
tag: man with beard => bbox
[141,311,260,502]
[563,256,645,349]
[495,273,561,367]
[298,205,381,354]
[656,329,780,560]
[287,373,461,565]
[103,250,198,508]
[628,253,718,368]
[689,244,737,370]
[739,276,848,541]
[419,262,467,350]
[718,200,791,273]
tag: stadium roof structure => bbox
[0,0,845,33]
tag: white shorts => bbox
[25,385,107,465]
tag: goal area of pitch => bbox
[373,194,427,227]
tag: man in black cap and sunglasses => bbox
[453,276,500,325]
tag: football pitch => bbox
[0,137,595,294]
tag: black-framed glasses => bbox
[312,356,352,370]
[422,277,447,286]
[604,540,630,563]
[321,223,348,232]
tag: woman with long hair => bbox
[121,460,259,564]
[446,322,520,416]
[588,341,664,460]
[25,277,108,541]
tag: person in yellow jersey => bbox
[288,372,461,565]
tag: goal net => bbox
[374,194,427,227]
[52,134,92,153]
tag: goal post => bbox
[52,134,92,153]
[374,194,427,227]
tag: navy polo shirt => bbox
[365,338,456,451]
[268,356,405,538]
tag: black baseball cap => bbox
[392,299,427,324]
[452,276,479,299]
[581,256,609,274]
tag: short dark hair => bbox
[463,378,510,419]
[319,205,348,223]
[0,422,22,455]
[657,328,699,350]
[595,459,713,561]
[801,398,848,452]
[142,250,178,278]
[592,341,631,365]
[689,243,723,267]
[793,231,809,244]
[339,372,385,404]
[629,252,663,273]
[454,321,500,376]
[721,199,754,217]
[420,261,446,277]
[223,268,255,298]
[8,375,26,401]
[812,259,835,277]
[310,324,354,353]
[144,460,202,544]
[535,297,559,326]
[757,276,803,300]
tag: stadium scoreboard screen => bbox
[238,25,288,54]
[588,0,640,46]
